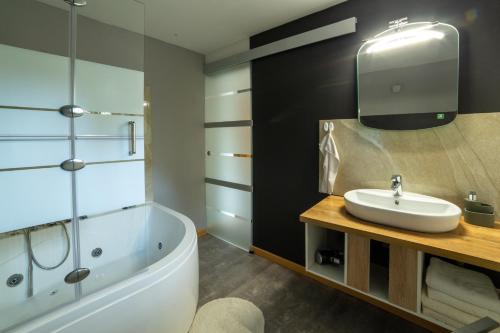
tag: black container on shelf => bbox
[315,249,344,266]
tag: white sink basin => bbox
[344,189,462,233]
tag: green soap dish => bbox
[464,208,496,228]
[464,199,495,214]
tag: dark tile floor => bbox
[198,235,430,333]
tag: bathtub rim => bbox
[9,201,198,333]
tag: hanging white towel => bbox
[319,123,340,194]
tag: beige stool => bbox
[190,298,265,333]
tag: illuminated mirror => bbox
[357,21,459,130]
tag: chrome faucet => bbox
[391,175,403,204]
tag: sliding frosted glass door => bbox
[0,1,76,330]
[205,64,253,250]
[73,0,146,296]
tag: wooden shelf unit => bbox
[306,222,423,309]
[300,195,500,272]
[300,195,500,332]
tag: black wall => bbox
[251,0,500,265]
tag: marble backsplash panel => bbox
[320,113,500,219]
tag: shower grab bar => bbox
[129,121,136,155]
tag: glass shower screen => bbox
[74,0,146,297]
[0,0,145,330]
[0,1,75,329]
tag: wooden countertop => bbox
[300,195,500,272]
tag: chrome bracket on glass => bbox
[128,121,137,156]
[60,159,86,171]
[59,105,86,118]
[63,0,87,6]
[64,268,90,284]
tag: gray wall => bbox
[145,37,206,228]
[0,0,143,71]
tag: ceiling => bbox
[142,0,346,55]
[39,0,345,55]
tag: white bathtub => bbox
[5,203,199,333]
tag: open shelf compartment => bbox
[419,253,499,328]
[305,223,345,284]
[369,240,389,301]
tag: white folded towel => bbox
[426,258,500,313]
[423,304,500,333]
[422,307,462,329]
[422,287,480,325]
[319,123,340,195]
[428,287,500,323]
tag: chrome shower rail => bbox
[76,135,145,140]
[0,135,70,141]
[86,159,144,166]
[0,135,145,141]
[0,218,72,239]
[0,165,61,172]
[0,159,145,173]
[0,203,147,238]
[0,105,144,117]
[0,105,57,112]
